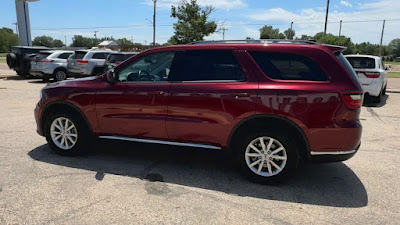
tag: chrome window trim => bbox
[99,136,222,150]
[310,150,356,155]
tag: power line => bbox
[31,18,400,31]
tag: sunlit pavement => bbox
[0,77,399,224]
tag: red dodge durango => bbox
[35,40,363,183]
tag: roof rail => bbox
[192,39,318,45]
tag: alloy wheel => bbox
[55,71,67,81]
[50,117,78,150]
[245,137,287,177]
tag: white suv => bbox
[30,50,73,82]
[67,50,117,77]
[345,55,388,103]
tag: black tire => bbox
[91,67,104,76]
[53,68,68,81]
[382,85,387,96]
[234,128,300,184]
[6,53,17,68]
[42,77,50,82]
[44,113,92,156]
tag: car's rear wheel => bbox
[235,129,299,184]
[44,113,91,156]
[53,69,67,81]
[382,85,387,96]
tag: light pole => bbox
[152,0,158,46]
[339,20,342,37]
[323,0,330,43]
[290,21,293,40]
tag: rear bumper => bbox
[362,78,383,97]
[309,144,360,162]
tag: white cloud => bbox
[246,0,400,44]
[143,0,246,11]
[340,0,353,7]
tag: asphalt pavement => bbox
[0,75,399,224]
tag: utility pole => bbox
[221,27,228,40]
[13,22,18,34]
[379,20,386,57]
[152,0,158,46]
[339,20,342,37]
[145,40,147,46]
[323,0,330,43]
[131,36,134,43]
[290,21,294,40]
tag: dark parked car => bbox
[7,46,52,77]
[35,40,363,183]
[104,52,139,71]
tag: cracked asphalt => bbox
[0,76,399,224]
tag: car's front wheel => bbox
[236,129,299,184]
[44,113,91,156]
[53,69,67,81]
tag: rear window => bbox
[249,52,328,81]
[108,54,125,62]
[173,50,246,82]
[71,51,87,60]
[346,57,376,69]
[125,54,136,60]
[35,53,51,60]
[58,53,72,59]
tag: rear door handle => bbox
[233,92,250,98]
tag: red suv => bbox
[35,41,363,183]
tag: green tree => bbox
[52,39,65,47]
[70,35,98,48]
[389,39,400,57]
[0,27,18,52]
[296,35,314,41]
[168,0,217,44]
[259,25,285,39]
[284,28,295,40]
[32,35,54,47]
[314,33,354,54]
[32,35,65,48]
[116,38,133,47]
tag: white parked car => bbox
[30,50,74,82]
[345,55,388,103]
[67,50,117,77]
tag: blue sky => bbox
[1,0,399,45]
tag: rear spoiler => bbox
[322,44,347,54]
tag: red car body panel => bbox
[35,43,363,156]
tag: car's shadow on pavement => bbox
[28,141,368,208]
[363,94,388,108]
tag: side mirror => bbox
[106,70,116,84]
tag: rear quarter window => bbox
[92,53,108,59]
[249,52,328,81]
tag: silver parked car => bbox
[30,50,73,81]
[67,50,117,77]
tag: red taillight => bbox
[356,71,380,78]
[364,72,380,78]
[77,60,89,64]
[115,62,121,65]
[340,92,363,110]
[39,59,54,63]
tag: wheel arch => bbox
[41,101,93,135]
[227,114,310,160]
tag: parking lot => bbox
[0,75,399,224]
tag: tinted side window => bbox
[250,52,328,81]
[174,50,245,82]
[92,53,107,59]
[58,53,72,59]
